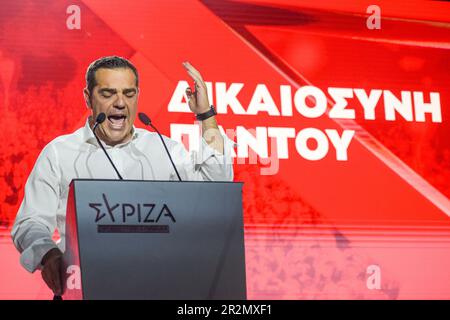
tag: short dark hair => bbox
[85,56,139,95]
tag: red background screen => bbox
[0,0,449,299]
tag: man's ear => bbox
[83,88,92,108]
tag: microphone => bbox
[92,112,105,132]
[92,112,123,180]
[138,112,182,181]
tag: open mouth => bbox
[107,114,127,129]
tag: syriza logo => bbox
[88,193,176,233]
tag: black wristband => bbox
[196,105,217,121]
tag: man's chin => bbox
[103,130,131,146]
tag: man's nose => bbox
[114,94,126,109]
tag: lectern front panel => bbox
[63,180,245,300]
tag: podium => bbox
[62,179,246,300]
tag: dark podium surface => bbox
[62,179,246,300]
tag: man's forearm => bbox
[201,116,224,154]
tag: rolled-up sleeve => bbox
[11,143,60,273]
[169,134,235,182]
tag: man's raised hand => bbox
[183,61,211,115]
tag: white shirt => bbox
[11,119,234,273]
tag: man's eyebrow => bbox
[98,88,117,94]
[123,88,137,94]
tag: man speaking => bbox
[11,56,234,296]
